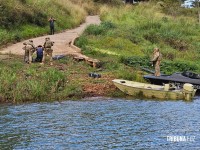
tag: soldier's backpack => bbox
[158,53,162,61]
[45,41,53,48]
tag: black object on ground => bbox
[89,72,101,78]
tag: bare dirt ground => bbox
[0,16,101,58]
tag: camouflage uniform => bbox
[22,40,36,64]
[151,48,162,76]
[41,37,54,65]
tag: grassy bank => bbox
[76,2,200,75]
[1,52,143,103]
[0,0,97,46]
[1,1,200,103]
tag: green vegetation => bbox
[77,2,200,75]
[0,0,97,45]
[0,56,98,103]
[1,1,200,103]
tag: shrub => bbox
[74,36,88,50]
[161,60,198,74]
[120,56,151,68]
[85,21,115,36]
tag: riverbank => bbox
[0,53,137,103]
[0,15,135,103]
[1,1,200,103]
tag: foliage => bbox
[74,35,88,51]
[161,60,198,74]
[93,0,123,5]
[120,56,150,68]
[1,1,200,102]
[0,0,95,45]
[0,61,67,102]
[85,21,116,36]
[120,56,198,74]
[77,2,200,79]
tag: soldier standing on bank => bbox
[151,47,162,76]
[41,37,54,65]
[22,39,36,64]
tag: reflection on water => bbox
[0,97,200,149]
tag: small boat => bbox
[112,79,196,101]
[143,71,200,90]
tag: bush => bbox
[120,56,151,68]
[74,36,88,50]
[120,56,199,75]
[85,21,115,36]
[0,0,92,46]
[161,60,198,74]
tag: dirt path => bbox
[0,16,101,59]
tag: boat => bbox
[143,71,200,90]
[112,79,196,101]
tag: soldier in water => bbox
[41,37,54,65]
[151,47,162,76]
[22,39,36,64]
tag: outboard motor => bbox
[164,84,170,91]
[183,83,194,101]
[164,83,176,91]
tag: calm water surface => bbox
[0,97,200,150]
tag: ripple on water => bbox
[0,98,200,149]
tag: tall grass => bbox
[76,2,200,77]
[0,62,68,103]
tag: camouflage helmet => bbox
[154,47,159,53]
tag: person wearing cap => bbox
[150,47,162,76]
[41,37,54,65]
[22,39,36,64]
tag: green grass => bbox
[0,56,85,103]
[0,54,131,103]
[76,2,200,76]
[0,0,96,45]
[1,1,200,103]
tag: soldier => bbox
[22,40,36,64]
[151,47,162,76]
[41,37,54,65]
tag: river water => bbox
[0,97,200,150]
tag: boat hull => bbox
[112,79,196,100]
